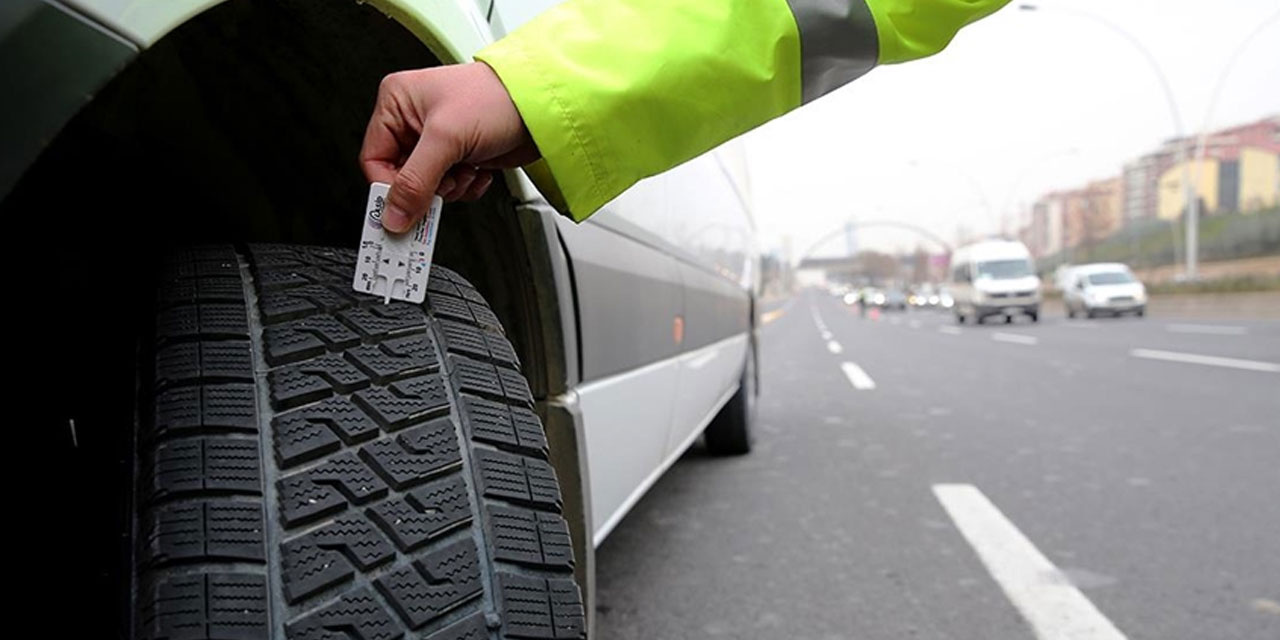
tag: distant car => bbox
[1063,263,1147,318]
[881,288,909,311]
[948,240,1042,323]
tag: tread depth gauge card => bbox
[352,182,441,304]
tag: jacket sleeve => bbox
[475,0,1008,221]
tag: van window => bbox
[975,259,1032,280]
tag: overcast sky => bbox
[497,0,1280,258]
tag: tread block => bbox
[346,334,438,383]
[488,505,573,570]
[281,514,396,604]
[158,277,244,308]
[461,396,547,458]
[374,540,483,630]
[368,475,471,551]
[449,356,532,408]
[475,449,561,510]
[269,354,371,410]
[143,499,265,565]
[139,572,268,640]
[353,375,450,429]
[361,418,463,490]
[277,451,388,527]
[339,305,428,340]
[273,397,379,468]
[497,573,585,639]
[426,613,488,640]
[150,437,261,500]
[258,283,361,324]
[285,587,403,640]
[153,384,259,438]
[155,341,253,389]
[426,294,474,324]
[438,320,520,369]
[157,303,250,342]
[263,315,361,366]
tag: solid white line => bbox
[933,484,1128,640]
[840,362,876,390]
[939,326,962,336]
[1166,323,1248,336]
[993,332,1039,346]
[1130,348,1280,373]
[827,340,843,354]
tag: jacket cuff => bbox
[476,33,608,222]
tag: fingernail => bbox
[384,206,410,233]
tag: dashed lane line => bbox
[840,362,876,390]
[1130,348,1279,373]
[992,332,1039,346]
[827,341,843,354]
[933,484,1128,640]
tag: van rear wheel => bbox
[133,245,584,640]
[704,343,756,455]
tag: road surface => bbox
[595,290,1280,640]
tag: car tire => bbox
[1029,311,1039,323]
[1086,308,1097,319]
[956,312,966,324]
[1136,307,1146,318]
[135,245,584,640]
[704,343,756,456]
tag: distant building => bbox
[1027,192,1068,258]
[1153,116,1279,219]
[1063,178,1122,250]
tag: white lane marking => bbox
[1130,348,1280,373]
[992,332,1039,346]
[827,340,843,354]
[933,484,1128,640]
[810,304,829,334]
[840,362,876,390]
[939,326,962,336]
[1166,323,1248,336]
[1063,322,1100,329]
[821,331,833,341]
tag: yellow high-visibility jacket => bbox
[476,0,1008,221]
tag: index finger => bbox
[359,114,406,185]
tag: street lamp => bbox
[1019,3,1199,279]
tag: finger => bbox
[442,166,478,201]
[359,113,405,185]
[458,171,494,201]
[384,128,457,233]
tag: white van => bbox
[949,240,1042,324]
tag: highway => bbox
[595,290,1280,640]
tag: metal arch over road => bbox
[797,219,955,266]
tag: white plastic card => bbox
[352,182,442,304]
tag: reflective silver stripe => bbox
[786,0,880,103]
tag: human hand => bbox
[360,62,538,232]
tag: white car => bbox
[1063,263,1148,318]
[948,240,1042,324]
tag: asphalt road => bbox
[594,291,1280,640]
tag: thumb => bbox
[384,132,457,233]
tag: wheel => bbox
[134,245,584,640]
[1029,311,1039,323]
[1086,307,1097,319]
[956,312,966,324]
[1004,315,1013,324]
[1136,307,1146,318]
[704,342,756,455]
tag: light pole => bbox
[1019,3,1199,278]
